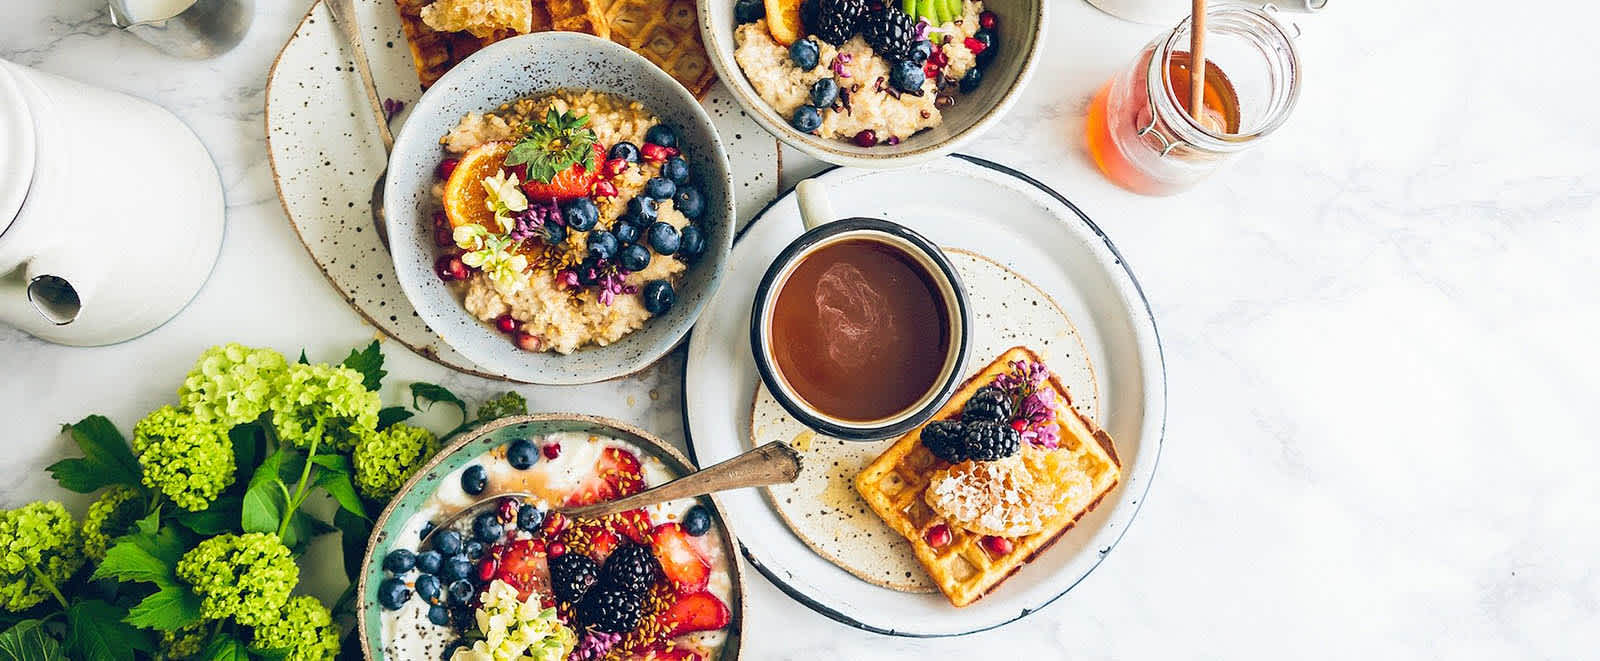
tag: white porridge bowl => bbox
[700,0,1045,168]
[385,33,734,384]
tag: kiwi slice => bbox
[948,0,964,22]
[903,0,918,16]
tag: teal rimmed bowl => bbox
[356,414,746,660]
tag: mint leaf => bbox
[377,406,413,431]
[315,469,367,520]
[333,508,374,583]
[124,587,204,632]
[241,450,286,534]
[46,416,141,493]
[410,382,467,424]
[341,340,386,391]
[200,635,250,661]
[0,620,62,661]
[66,600,145,661]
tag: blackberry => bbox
[804,0,867,46]
[575,585,644,633]
[599,542,659,594]
[961,386,1012,423]
[964,420,1021,462]
[861,6,917,61]
[549,553,599,605]
[920,420,968,464]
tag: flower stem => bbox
[27,564,69,610]
[276,434,323,539]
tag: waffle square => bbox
[854,346,1121,607]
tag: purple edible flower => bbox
[510,199,563,243]
[569,631,621,661]
[913,18,932,42]
[994,360,1061,448]
[556,269,580,289]
[595,262,635,306]
[382,98,405,122]
[830,53,852,78]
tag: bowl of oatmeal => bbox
[700,0,1044,167]
[386,32,733,384]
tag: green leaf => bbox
[0,620,62,661]
[308,454,352,474]
[504,109,596,183]
[340,340,387,391]
[134,506,160,538]
[333,508,374,583]
[123,587,204,632]
[90,538,176,587]
[250,646,292,661]
[130,525,188,567]
[66,600,145,661]
[280,511,335,554]
[175,495,240,536]
[315,469,367,520]
[297,349,310,365]
[200,635,251,661]
[229,423,267,488]
[241,449,287,534]
[410,382,467,423]
[376,406,413,431]
[46,416,141,493]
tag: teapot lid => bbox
[0,61,35,236]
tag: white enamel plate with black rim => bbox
[681,155,1166,636]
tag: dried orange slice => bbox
[442,140,513,229]
[763,0,804,45]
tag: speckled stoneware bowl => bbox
[699,0,1045,168]
[385,32,735,384]
[357,414,746,660]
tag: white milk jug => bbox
[0,59,224,346]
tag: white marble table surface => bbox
[4,0,1597,658]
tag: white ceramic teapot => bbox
[0,59,223,346]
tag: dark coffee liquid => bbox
[769,239,950,422]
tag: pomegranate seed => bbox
[924,524,952,549]
[475,558,498,582]
[853,130,878,147]
[513,331,543,352]
[981,535,1013,556]
[923,61,941,79]
[591,180,618,198]
[979,10,997,29]
[964,37,987,55]
[489,542,507,557]
[436,158,459,180]
[929,49,949,67]
[640,143,672,162]
[432,210,449,228]
[434,226,455,247]
[434,255,469,281]
[494,315,519,334]
[542,443,561,460]
[1010,419,1027,432]
[530,539,546,553]
[496,498,520,523]
[603,158,629,177]
[547,542,567,558]
[542,512,567,537]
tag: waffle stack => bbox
[393,0,715,96]
[854,346,1121,607]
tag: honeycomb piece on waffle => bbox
[854,346,1121,607]
[598,0,716,97]
[924,451,1061,538]
[396,0,521,87]
[419,0,534,38]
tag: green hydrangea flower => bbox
[133,406,236,512]
[248,595,340,661]
[352,423,440,500]
[270,363,381,452]
[175,533,298,626]
[0,501,84,612]
[476,391,528,423]
[81,486,144,562]
[179,343,290,427]
[161,622,209,660]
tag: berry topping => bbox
[415,573,443,604]
[462,465,489,495]
[445,579,474,607]
[909,39,934,63]
[496,498,521,522]
[516,503,545,532]
[862,6,917,61]
[646,222,681,255]
[920,420,968,463]
[377,577,412,610]
[959,66,983,94]
[790,104,823,133]
[550,552,601,604]
[587,230,620,261]
[979,10,997,29]
[642,280,675,315]
[608,141,640,162]
[673,186,706,219]
[657,591,731,637]
[576,586,644,634]
[440,555,472,583]
[889,58,926,93]
[434,225,454,247]
[804,0,867,45]
[678,225,706,261]
[961,386,1012,423]
[602,157,630,178]
[562,198,600,231]
[924,523,952,548]
[464,540,485,560]
[513,331,544,352]
[471,511,504,543]
[493,538,551,601]
[432,529,463,555]
[810,77,840,107]
[661,156,691,184]
[416,550,443,575]
[506,439,538,469]
[494,315,519,334]
[475,557,498,583]
[735,0,766,23]
[613,218,642,244]
[644,124,679,149]
[434,255,470,282]
[548,542,568,557]
[645,176,677,200]
[788,37,821,70]
[626,196,659,223]
[383,549,416,573]
[436,158,460,180]
[972,30,997,66]
[649,523,710,593]
[543,511,569,537]
[640,142,676,162]
[681,505,712,536]
[543,443,562,460]
[427,604,451,626]
[568,447,646,506]
[619,243,652,273]
[591,180,618,198]
[963,420,1021,462]
[981,535,1013,556]
[599,542,659,594]
[852,129,878,147]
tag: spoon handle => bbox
[561,442,802,520]
[326,0,394,151]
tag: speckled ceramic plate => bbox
[682,155,1166,636]
[749,249,1099,593]
[357,414,746,660]
[265,0,780,381]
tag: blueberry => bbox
[506,439,538,470]
[460,465,488,495]
[682,505,712,536]
[909,40,934,63]
[647,222,681,255]
[450,607,474,630]
[790,104,822,133]
[973,30,997,66]
[889,59,926,93]
[378,578,412,610]
[642,280,675,314]
[626,196,658,223]
[464,540,485,560]
[673,187,705,220]
[415,573,443,604]
[661,157,690,184]
[419,521,436,540]
[575,257,601,286]
[809,78,839,108]
[441,640,467,661]
[586,230,619,261]
[644,124,678,149]
[643,176,676,201]
[441,555,473,583]
[472,512,504,543]
[416,550,443,575]
[619,243,652,273]
[734,0,765,23]
[384,548,416,573]
[432,530,462,556]
[608,141,640,162]
[427,604,451,626]
[542,221,567,246]
[516,504,545,532]
[562,198,599,231]
[613,218,641,245]
[959,66,983,94]
[788,38,820,71]
[679,225,706,261]
[445,579,475,607]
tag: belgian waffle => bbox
[854,346,1121,607]
[393,0,714,96]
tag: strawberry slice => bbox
[587,529,620,562]
[639,647,705,661]
[492,539,550,601]
[610,508,653,545]
[520,163,595,202]
[567,447,647,507]
[649,523,710,593]
[657,591,730,637]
